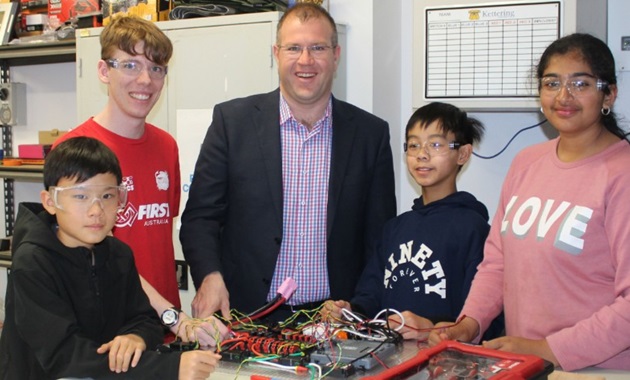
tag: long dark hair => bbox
[536,33,627,140]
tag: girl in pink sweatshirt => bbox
[429,33,630,371]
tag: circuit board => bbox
[310,340,399,370]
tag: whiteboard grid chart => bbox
[425,2,560,99]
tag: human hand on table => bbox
[97,333,146,373]
[482,336,559,366]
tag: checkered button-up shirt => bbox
[267,95,333,305]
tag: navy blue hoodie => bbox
[351,191,491,324]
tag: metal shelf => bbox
[0,164,44,180]
[0,40,71,237]
[0,40,76,66]
[0,250,10,268]
[1,165,44,238]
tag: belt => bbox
[276,300,325,313]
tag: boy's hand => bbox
[174,314,231,347]
[428,316,479,346]
[97,333,146,373]
[321,300,351,320]
[178,350,221,380]
[388,311,434,340]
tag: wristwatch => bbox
[160,307,182,327]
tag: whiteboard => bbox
[413,0,584,111]
[425,3,560,98]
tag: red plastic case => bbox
[363,340,554,380]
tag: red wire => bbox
[370,351,390,370]
[228,297,287,328]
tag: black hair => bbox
[44,137,123,189]
[405,102,485,146]
[536,33,626,140]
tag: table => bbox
[211,341,630,380]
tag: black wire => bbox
[245,293,282,318]
[347,340,386,368]
[473,119,548,160]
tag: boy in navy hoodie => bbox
[324,102,502,340]
[0,137,220,379]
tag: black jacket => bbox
[0,203,180,379]
[180,89,397,314]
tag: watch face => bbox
[162,309,178,326]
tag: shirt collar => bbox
[279,94,333,127]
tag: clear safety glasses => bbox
[539,75,608,98]
[106,59,168,80]
[49,184,128,212]
[404,136,461,157]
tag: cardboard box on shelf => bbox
[38,129,68,145]
[102,0,171,24]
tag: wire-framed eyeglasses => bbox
[404,137,461,157]
[49,185,128,212]
[277,44,335,58]
[539,75,608,97]
[106,59,168,80]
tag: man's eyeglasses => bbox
[49,185,128,212]
[539,75,608,97]
[106,59,168,80]
[277,44,335,58]
[404,137,461,157]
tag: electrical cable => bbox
[228,277,297,328]
[169,4,235,19]
[473,119,548,160]
[229,296,286,328]
[168,0,287,19]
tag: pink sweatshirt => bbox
[462,138,630,371]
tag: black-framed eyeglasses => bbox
[277,44,335,58]
[404,137,461,156]
[106,59,168,80]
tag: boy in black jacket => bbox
[323,102,503,341]
[0,137,220,379]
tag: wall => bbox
[608,0,630,118]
